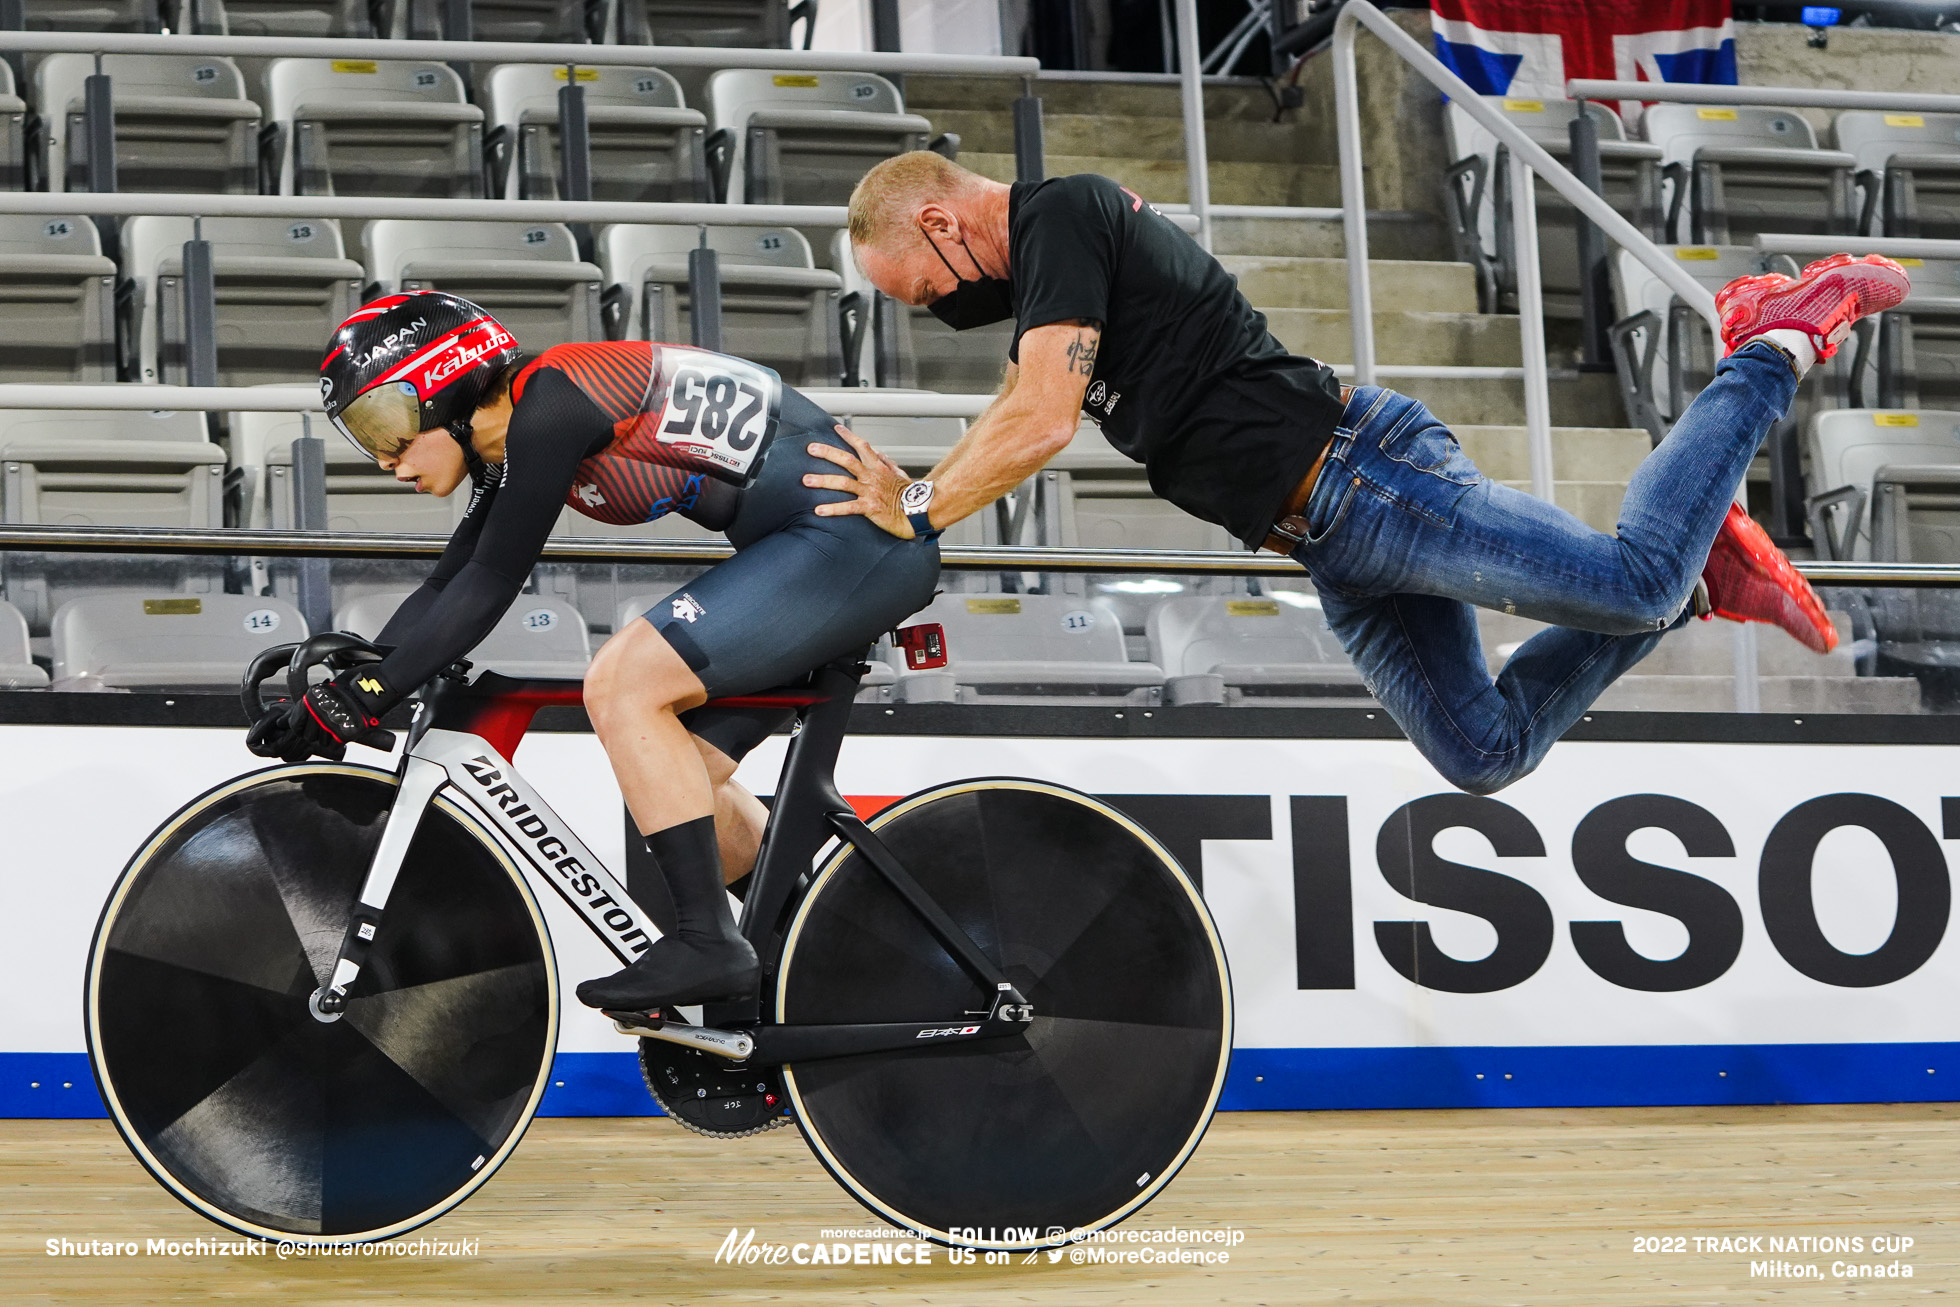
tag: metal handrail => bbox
[0,30,1039,77]
[1567,80,1960,115]
[0,521,1953,584]
[1333,4,1723,383]
[0,383,1001,417]
[0,190,855,227]
[1758,234,1960,261]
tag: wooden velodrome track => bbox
[4,1103,1955,1304]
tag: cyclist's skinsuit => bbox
[368,342,941,757]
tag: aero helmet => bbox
[319,291,522,462]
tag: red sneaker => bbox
[1713,253,1910,360]
[1700,503,1838,653]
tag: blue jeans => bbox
[1290,340,1798,794]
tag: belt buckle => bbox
[1264,514,1309,554]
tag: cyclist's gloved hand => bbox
[246,668,396,762]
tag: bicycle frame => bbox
[308,658,1033,1064]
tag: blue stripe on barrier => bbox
[10,1045,1954,1120]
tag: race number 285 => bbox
[661,368,767,451]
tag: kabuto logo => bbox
[458,755,649,955]
[417,324,517,389]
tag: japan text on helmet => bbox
[319,291,522,462]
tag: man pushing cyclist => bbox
[823,151,1907,796]
[247,292,939,1014]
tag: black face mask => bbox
[921,226,1013,330]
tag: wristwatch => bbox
[899,479,942,541]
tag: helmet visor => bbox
[331,381,426,462]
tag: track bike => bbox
[85,633,1232,1247]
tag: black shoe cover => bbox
[576,932,759,1010]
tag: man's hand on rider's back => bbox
[803,424,918,539]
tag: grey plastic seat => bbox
[13,0,161,33]
[0,61,26,191]
[884,592,1164,706]
[364,219,604,348]
[265,58,484,198]
[1833,110,1960,240]
[0,408,227,629]
[598,223,841,384]
[391,0,590,41]
[705,68,930,205]
[486,64,708,203]
[0,214,115,382]
[607,0,803,47]
[0,599,48,688]
[1443,96,1663,316]
[1874,255,1960,413]
[36,53,259,194]
[51,592,305,691]
[194,0,378,36]
[1146,593,1363,706]
[119,215,363,385]
[1642,104,1856,245]
[337,589,592,678]
[1805,408,1960,562]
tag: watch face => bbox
[900,480,933,512]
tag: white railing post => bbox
[1507,149,1554,499]
[1732,621,1761,713]
[1332,4,1375,386]
[1174,0,1212,252]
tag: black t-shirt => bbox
[1006,174,1345,547]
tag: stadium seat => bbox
[1873,254,1960,412]
[0,214,115,382]
[36,53,259,194]
[1805,409,1960,561]
[0,408,227,629]
[0,599,47,688]
[886,592,1164,705]
[197,0,378,37]
[50,592,304,691]
[392,0,591,41]
[13,0,162,34]
[119,215,363,385]
[1832,109,1960,240]
[1146,593,1364,705]
[0,61,24,191]
[486,65,708,203]
[364,219,604,347]
[608,0,805,48]
[337,589,592,677]
[1642,104,1856,245]
[265,58,484,198]
[598,223,842,384]
[1443,96,1663,316]
[705,69,930,205]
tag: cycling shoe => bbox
[575,933,760,1010]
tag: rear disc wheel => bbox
[86,763,557,1242]
[775,779,1231,1250]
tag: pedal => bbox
[604,1007,666,1035]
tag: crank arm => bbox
[607,1009,755,1061]
[748,1015,1032,1064]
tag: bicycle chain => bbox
[637,1038,794,1139]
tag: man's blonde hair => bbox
[848,150,979,249]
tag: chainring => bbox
[638,1037,792,1139]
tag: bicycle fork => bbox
[308,726,660,1023]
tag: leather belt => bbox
[1262,384,1352,555]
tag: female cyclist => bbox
[247,290,940,1013]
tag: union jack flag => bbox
[1432,0,1736,117]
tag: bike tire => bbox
[775,778,1232,1250]
[85,763,558,1243]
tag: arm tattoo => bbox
[1064,331,1099,377]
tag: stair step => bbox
[1262,310,1522,368]
[958,152,1337,207]
[1374,371,1625,430]
[930,108,1309,165]
[1223,255,1479,314]
[1212,214,1448,261]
